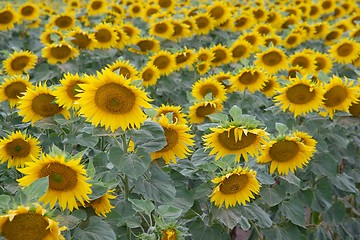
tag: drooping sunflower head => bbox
[154,104,187,124]
[257,133,316,175]
[0,131,41,168]
[106,59,139,79]
[210,167,261,208]
[209,44,232,67]
[0,4,18,31]
[53,73,86,110]
[49,12,76,30]
[93,22,118,49]
[17,82,70,124]
[0,204,66,240]
[274,75,325,117]
[191,77,227,103]
[151,114,194,164]
[255,46,288,74]
[42,41,79,65]
[0,75,34,108]
[203,125,268,162]
[149,50,176,76]
[139,64,161,87]
[129,37,160,54]
[68,27,97,50]
[230,67,267,93]
[188,99,223,124]
[87,0,107,16]
[77,68,152,132]
[3,50,38,76]
[321,76,359,119]
[18,2,40,21]
[84,190,116,217]
[329,38,360,64]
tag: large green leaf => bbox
[113,149,152,179]
[188,219,230,240]
[22,176,49,202]
[73,216,116,240]
[279,198,305,227]
[129,198,155,216]
[214,207,251,230]
[261,187,284,207]
[330,173,358,193]
[241,204,272,228]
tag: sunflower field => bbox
[0,0,359,239]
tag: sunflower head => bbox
[230,67,267,93]
[255,46,288,74]
[68,27,97,50]
[42,41,79,65]
[18,2,40,21]
[191,77,227,102]
[106,59,139,79]
[329,38,360,64]
[0,4,18,31]
[93,23,118,49]
[3,50,38,76]
[139,64,161,87]
[49,12,76,30]
[149,20,175,39]
[210,44,232,67]
[84,190,116,217]
[149,50,176,76]
[129,37,160,54]
[0,75,34,108]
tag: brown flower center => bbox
[232,44,247,59]
[209,6,224,20]
[5,139,31,158]
[237,71,260,85]
[195,16,209,29]
[157,127,178,152]
[286,84,315,104]
[95,29,112,43]
[1,213,50,240]
[220,174,248,194]
[325,31,339,41]
[31,93,63,117]
[262,51,283,66]
[211,49,227,64]
[5,81,27,99]
[337,43,354,57]
[261,80,273,91]
[315,57,326,71]
[40,162,78,191]
[323,86,348,107]
[176,52,191,64]
[158,0,171,8]
[153,55,171,70]
[137,40,155,52]
[154,22,169,34]
[286,35,298,45]
[235,17,247,28]
[11,56,30,71]
[0,11,13,24]
[291,56,310,69]
[269,140,300,162]
[349,101,360,116]
[21,6,34,16]
[199,84,219,98]
[94,83,135,113]
[50,45,72,59]
[55,16,73,29]
[142,68,155,81]
[71,33,91,48]
[218,128,257,150]
[66,81,83,100]
[91,1,103,10]
[195,103,216,117]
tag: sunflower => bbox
[0,4,18,31]
[263,34,282,47]
[151,115,194,164]
[196,47,215,62]
[128,2,143,18]
[0,204,66,240]
[253,23,276,36]
[289,51,316,74]
[84,190,116,217]
[40,28,63,45]
[211,71,235,93]
[0,131,41,168]
[17,83,70,124]
[154,104,187,124]
[252,7,268,22]
[349,97,360,117]
[3,50,37,76]
[329,38,360,64]
[257,134,316,175]
[156,0,175,11]
[121,23,141,44]
[18,2,40,21]
[188,99,223,124]
[149,50,176,76]
[48,12,75,30]
[191,78,227,102]
[68,27,97,50]
[142,4,160,20]
[174,47,197,70]
[106,59,138,79]
[210,44,232,67]
[314,52,333,74]
[196,61,211,75]
[42,41,79,64]
[260,75,280,97]
[308,3,321,19]
[18,153,92,211]
[182,17,197,36]
[274,75,325,117]
[87,0,107,16]
[334,19,352,33]
[210,167,261,208]
[149,20,174,39]
[229,38,252,62]
[293,131,317,149]
[129,37,160,54]
[324,29,342,45]
[194,13,216,35]
[0,75,33,108]
[207,1,231,25]
[311,22,330,40]
[161,228,177,240]
[230,67,267,93]
[321,76,359,119]
[77,68,152,132]
[53,73,86,110]
[282,32,303,49]
[319,0,336,14]
[255,46,287,74]
[93,23,118,49]
[139,64,161,87]
[204,125,268,162]
[239,32,264,52]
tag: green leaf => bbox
[207,113,228,123]
[229,105,242,121]
[143,108,158,119]
[87,159,96,178]
[129,198,155,216]
[275,122,288,135]
[22,177,49,202]
[158,205,182,219]
[189,219,230,240]
[113,149,152,179]
[279,198,305,227]
[330,173,358,193]
[261,187,283,207]
[281,172,301,187]
[108,147,125,166]
[0,195,11,211]
[88,183,109,201]
[128,120,167,152]
[214,207,250,230]
[241,204,273,228]
[73,216,116,240]
[323,201,345,225]
[107,201,141,228]
[312,177,332,212]
[76,133,99,148]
